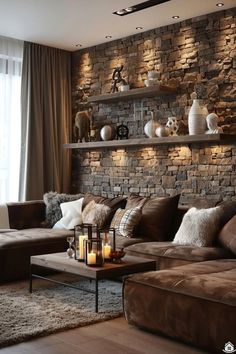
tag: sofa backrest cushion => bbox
[82,193,127,227]
[7,201,46,230]
[219,214,236,255]
[134,194,181,241]
[217,201,236,228]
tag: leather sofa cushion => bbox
[82,193,126,210]
[219,214,236,255]
[135,194,181,241]
[115,235,152,249]
[217,200,236,228]
[82,193,127,227]
[123,259,236,353]
[0,228,74,249]
[7,201,46,230]
[125,194,148,209]
[125,242,233,269]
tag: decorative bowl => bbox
[109,249,126,263]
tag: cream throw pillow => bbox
[82,200,111,228]
[173,206,222,247]
[110,207,142,237]
[53,198,84,230]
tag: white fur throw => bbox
[173,206,222,247]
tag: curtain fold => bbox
[0,36,23,202]
[19,42,72,201]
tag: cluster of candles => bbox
[74,224,115,267]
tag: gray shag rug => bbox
[0,274,123,348]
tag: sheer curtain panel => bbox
[0,36,23,202]
[19,42,72,201]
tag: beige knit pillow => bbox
[110,207,142,237]
[82,200,111,228]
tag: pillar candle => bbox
[103,244,111,259]
[79,235,87,260]
[87,251,96,265]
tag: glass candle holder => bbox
[74,225,88,262]
[85,238,104,267]
[99,228,116,261]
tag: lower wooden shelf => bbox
[64,134,236,150]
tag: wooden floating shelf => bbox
[64,134,236,150]
[87,85,177,103]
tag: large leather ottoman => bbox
[123,259,236,353]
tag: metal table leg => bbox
[29,265,33,293]
[95,279,98,313]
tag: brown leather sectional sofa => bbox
[0,201,74,282]
[123,212,236,353]
[1,195,236,353]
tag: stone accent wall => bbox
[71,8,236,204]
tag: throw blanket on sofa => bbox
[0,204,10,229]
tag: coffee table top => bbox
[31,252,156,280]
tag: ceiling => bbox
[0,0,235,51]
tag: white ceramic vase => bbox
[100,125,114,141]
[188,99,207,135]
[144,118,160,138]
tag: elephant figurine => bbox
[74,110,92,142]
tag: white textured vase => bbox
[100,125,113,141]
[144,118,160,138]
[166,117,179,136]
[188,99,207,135]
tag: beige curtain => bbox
[19,42,72,200]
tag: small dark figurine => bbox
[111,65,127,93]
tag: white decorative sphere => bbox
[156,126,169,137]
[100,125,114,141]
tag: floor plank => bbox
[0,317,208,354]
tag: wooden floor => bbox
[0,316,208,354]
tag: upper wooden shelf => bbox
[87,85,177,103]
[64,134,236,150]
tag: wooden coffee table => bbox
[30,252,156,312]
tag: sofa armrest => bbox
[7,201,46,230]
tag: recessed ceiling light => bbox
[216,2,224,6]
[105,35,112,39]
[125,7,134,12]
[172,15,179,19]
[75,44,82,47]
[136,26,143,30]
[116,9,126,15]
[113,0,170,16]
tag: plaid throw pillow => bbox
[110,207,142,237]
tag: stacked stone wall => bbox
[71,8,236,204]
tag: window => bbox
[0,36,23,202]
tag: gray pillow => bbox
[43,191,84,227]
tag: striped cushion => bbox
[110,207,142,237]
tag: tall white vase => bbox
[188,99,207,135]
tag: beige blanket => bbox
[0,204,10,229]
